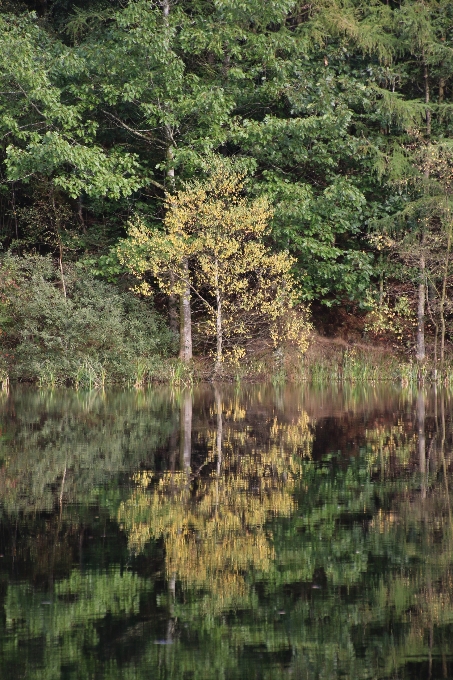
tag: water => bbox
[0,383,452,679]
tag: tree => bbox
[0,12,142,200]
[117,166,311,371]
[371,141,453,376]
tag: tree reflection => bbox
[2,386,453,679]
[118,386,313,614]
[0,388,177,513]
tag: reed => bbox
[74,361,106,390]
[37,360,59,388]
[168,360,194,389]
[294,349,424,386]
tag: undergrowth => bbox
[0,254,176,386]
[1,255,450,388]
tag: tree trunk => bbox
[416,251,426,369]
[179,260,192,362]
[424,61,431,137]
[12,183,18,240]
[439,76,446,104]
[168,273,178,335]
[50,188,67,299]
[77,195,86,234]
[58,240,67,299]
[215,297,222,374]
[162,0,184,345]
[166,149,179,334]
[222,51,230,80]
[440,218,452,375]
[426,283,438,381]
[214,261,222,374]
[162,0,170,21]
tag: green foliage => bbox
[2,0,453,346]
[262,173,373,303]
[0,12,142,199]
[0,254,175,384]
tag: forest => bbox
[1,0,453,384]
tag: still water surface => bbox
[0,384,451,679]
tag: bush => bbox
[0,254,176,385]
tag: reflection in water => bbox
[0,385,453,678]
[418,388,426,498]
[119,387,309,614]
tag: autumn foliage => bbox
[117,167,311,371]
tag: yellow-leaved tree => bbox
[117,165,311,373]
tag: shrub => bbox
[0,254,176,384]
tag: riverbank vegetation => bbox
[2,0,453,383]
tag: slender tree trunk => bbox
[166,138,175,187]
[439,76,446,104]
[433,316,438,382]
[162,0,187,350]
[379,270,384,308]
[222,51,230,80]
[424,60,431,137]
[416,251,426,370]
[179,260,192,362]
[50,188,67,299]
[162,0,170,21]
[440,218,452,375]
[417,58,430,375]
[426,282,438,380]
[165,136,180,335]
[77,195,86,234]
[214,260,222,374]
[58,240,67,299]
[215,296,222,374]
[417,54,431,377]
[11,182,18,240]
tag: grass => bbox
[168,360,195,389]
[4,332,452,390]
[286,339,428,386]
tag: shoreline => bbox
[2,334,448,389]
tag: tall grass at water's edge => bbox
[4,356,191,390]
[3,348,452,389]
[295,349,452,386]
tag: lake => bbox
[0,383,451,679]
